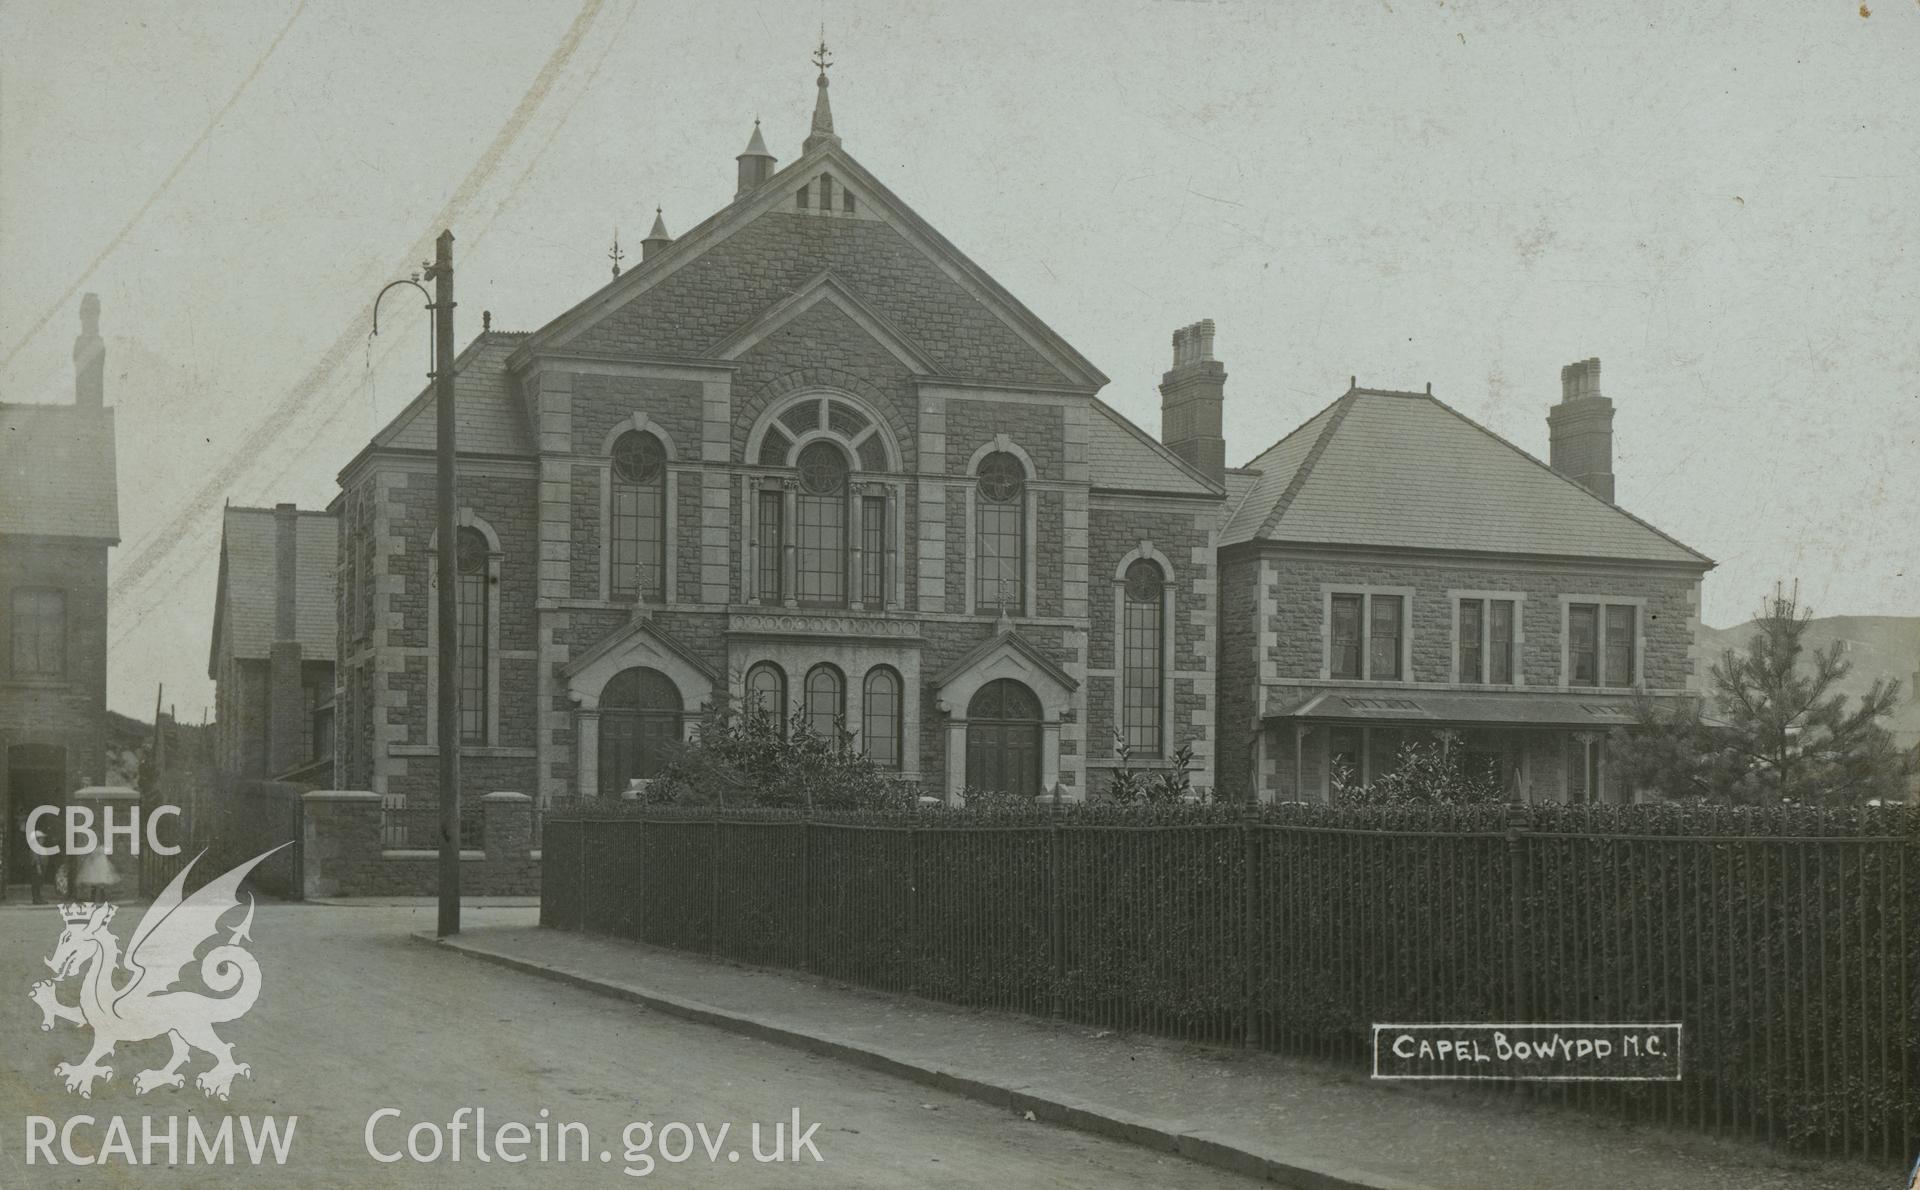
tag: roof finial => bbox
[641,207,673,262]
[804,25,839,152]
[609,227,625,278]
[812,25,833,79]
[737,117,776,195]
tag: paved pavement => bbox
[0,902,1259,1187]
[432,919,1901,1190]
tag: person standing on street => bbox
[27,820,56,904]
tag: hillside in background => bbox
[1696,616,1920,752]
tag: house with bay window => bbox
[1216,358,1715,804]
[330,60,1224,811]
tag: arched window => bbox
[610,430,667,602]
[745,662,787,737]
[974,451,1025,614]
[599,667,683,792]
[795,441,849,606]
[803,663,845,741]
[1121,559,1166,757]
[965,679,1041,796]
[455,527,490,744]
[862,667,902,770]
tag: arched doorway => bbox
[965,679,1041,796]
[598,667,683,794]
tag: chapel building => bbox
[331,60,1225,808]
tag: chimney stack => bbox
[74,293,104,408]
[268,502,307,777]
[1158,318,1226,485]
[736,119,776,195]
[1547,357,1615,501]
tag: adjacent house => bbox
[1216,359,1714,803]
[208,503,338,783]
[0,297,120,885]
[331,60,1225,812]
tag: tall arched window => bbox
[599,667,683,792]
[965,679,1041,795]
[862,667,902,770]
[795,441,849,606]
[804,663,845,741]
[1121,559,1166,757]
[611,430,667,602]
[455,527,490,744]
[745,662,787,737]
[975,451,1025,614]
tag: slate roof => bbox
[209,505,337,674]
[0,403,119,541]
[361,332,534,463]
[1220,388,1711,565]
[1219,397,1345,545]
[1087,399,1223,496]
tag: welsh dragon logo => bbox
[27,845,288,1101]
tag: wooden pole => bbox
[430,230,461,937]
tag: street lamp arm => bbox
[370,277,437,377]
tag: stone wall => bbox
[946,400,1064,480]
[221,787,539,899]
[571,211,1071,389]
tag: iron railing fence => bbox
[380,804,487,852]
[541,803,1920,1161]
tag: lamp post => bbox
[373,229,460,936]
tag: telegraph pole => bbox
[371,237,459,935]
[425,230,461,937]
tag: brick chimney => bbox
[736,119,776,195]
[1548,357,1615,501]
[74,293,104,407]
[1158,319,1226,485]
[268,502,306,777]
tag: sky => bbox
[2,0,1915,721]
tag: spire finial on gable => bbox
[641,207,673,262]
[609,227,625,279]
[805,26,840,152]
[736,116,777,195]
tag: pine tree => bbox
[1617,586,1917,806]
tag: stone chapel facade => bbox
[331,69,1226,809]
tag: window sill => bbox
[388,744,537,760]
[1,677,74,691]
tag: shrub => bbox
[1334,730,1506,806]
[648,691,917,811]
